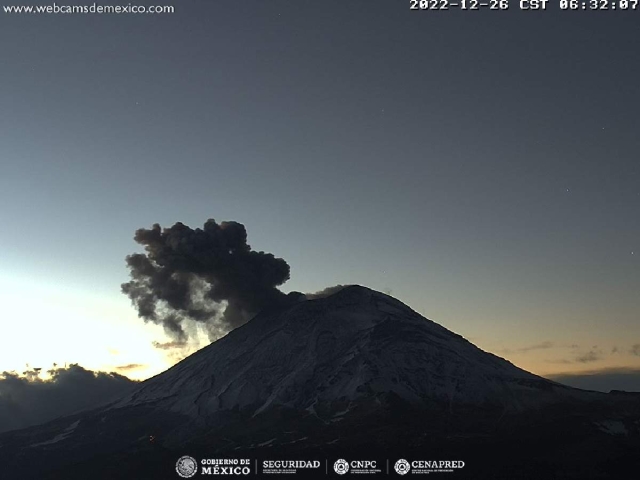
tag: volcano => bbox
[1,286,639,479]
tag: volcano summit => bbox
[1,286,638,479]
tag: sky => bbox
[1,1,639,390]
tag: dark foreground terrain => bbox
[2,391,639,479]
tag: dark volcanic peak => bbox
[114,284,586,420]
[3,286,639,480]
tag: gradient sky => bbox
[1,1,639,387]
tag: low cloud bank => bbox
[0,364,137,434]
[548,367,640,393]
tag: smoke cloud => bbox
[122,219,291,346]
[0,365,137,434]
[304,284,352,300]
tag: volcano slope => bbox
[1,286,639,479]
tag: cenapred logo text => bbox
[395,458,465,475]
[395,459,410,475]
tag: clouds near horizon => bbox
[0,364,137,434]
[548,367,640,393]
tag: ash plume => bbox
[122,219,291,346]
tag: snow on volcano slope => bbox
[3,286,638,480]
[114,285,595,419]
